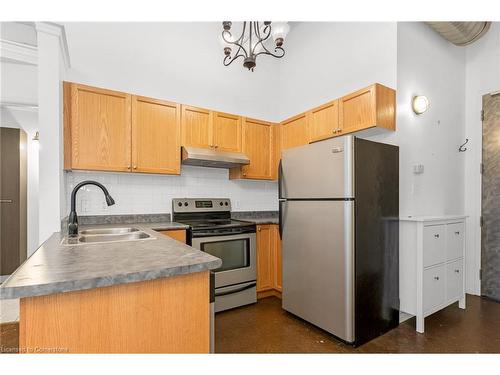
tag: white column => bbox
[36,23,66,243]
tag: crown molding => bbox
[0,39,37,65]
[35,22,71,69]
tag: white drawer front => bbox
[446,259,463,301]
[446,222,464,261]
[423,265,445,312]
[423,225,445,267]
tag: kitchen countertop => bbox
[238,217,279,225]
[0,222,221,300]
[231,211,279,225]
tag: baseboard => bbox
[257,289,282,299]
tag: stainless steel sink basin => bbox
[62,230,153,245]
[80,227,140,235]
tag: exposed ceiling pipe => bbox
[425,22,491,46]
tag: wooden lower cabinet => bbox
[19,272,210,353]
[157,229,186,243]
[256,224,282,297]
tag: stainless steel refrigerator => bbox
[279,135,399,346]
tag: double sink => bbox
[62,227,153,245]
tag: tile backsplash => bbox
[65,166,278,216]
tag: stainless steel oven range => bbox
[172,198,257,312]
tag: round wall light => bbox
[412,95,429,115]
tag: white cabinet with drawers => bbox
[400,215,467,333]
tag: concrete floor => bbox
[2,294,499,353]
[215,295,500,353]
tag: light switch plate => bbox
[413,164,424,174]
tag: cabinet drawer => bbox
[446,259,463,301]
[423,225,445,267]
[446,222,464,261]
[423,265,445,312]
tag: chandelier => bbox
[221,21,290,71]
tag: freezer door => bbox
[280,136,354,199]
[281,200,355,342]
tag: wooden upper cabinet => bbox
[132,96,181,174]
[339,83,396,135]
[213,111,242,152]
[64,82,132,171]
[231,118,273,180]
[307,99,340,143]
[181,105,213,149]
[256,224,273,292]
[280,112,309,151]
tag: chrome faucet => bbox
[68,180,115,237]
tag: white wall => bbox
[464,22,500,295]
[64,22,281,121]
[278,22,398,119]
[369,22,465,217]
[65,168,278,215]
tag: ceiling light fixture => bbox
[221,21,290,71]
[412,95,429,115]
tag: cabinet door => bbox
[271,124,281,180]
[339,85,376,135]
[423,265,445,312]
[213,112,242,152]
[423,225,445,268]
[307,99,340,143]
[181,105,213,149]
[446,259,463,301]
[132,96,181,174]
[241,118,273,180]
[256,225,273,292]
[273,225,282,292]
[158,230,186,243]
[280,113,309,150]
[446,222,465,261]
[68,83,132,171]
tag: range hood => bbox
[181,146,250,169]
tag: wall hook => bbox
[459,139,469,152]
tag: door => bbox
[280,135,354,199]
[213,112,241,152]
[307,99,340,143]
[1,128,27,276]
[181,105,213,149]
[481,92,500,301]
[69,83,132,171]
[256,225,273,292]
[281,200,354,342]
[132,96,181,174]
[241,118,273,179]
[280,113,309,150]
[192,233,256,289]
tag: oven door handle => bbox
[215,282,257,297]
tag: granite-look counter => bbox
[0,223,221,300]
[232,211,279,225]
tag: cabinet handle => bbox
[258,227,261,232]
[133,165,137,170]
[455,231,460,235]
[333,129,336,134]
[128,164,131,169]
[214,145,219,149]
[434,234,440,238]
[455,269,460,273]
[434,276,440,280]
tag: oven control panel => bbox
[172,198,231,213]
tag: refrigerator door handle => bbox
[279,200,284,238]
[278,159,283,199]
